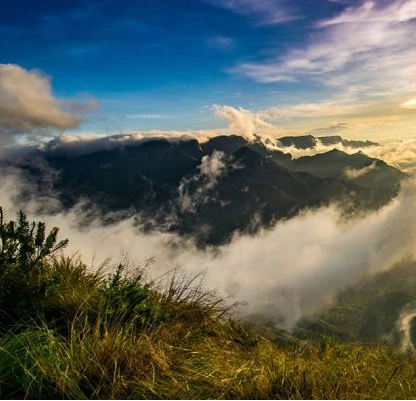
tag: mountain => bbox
[277,134,379,149]
[318,135,379,148]
[291,149,406,203]
[201,134,248,154]
[176,146,345,243]
[199,135,404,210]
[277,135,317,149]
[7,134,406,245]
[43,138,203,211]
[202,135,293,167]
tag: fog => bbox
[2,161,416,329]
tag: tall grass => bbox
[1,208,416,399]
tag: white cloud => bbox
[35,130,223,158]
[364,139,416,173]
[205,0,298,25]
[231,0,416,100]
[265,91,367,119]
[212,104,279,140]
[178,151,236,213]
[0,64,81,133]
[207,36,235,50]
[343,162,377,179]
[401,98,416,109]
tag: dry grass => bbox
[2,211,416,399]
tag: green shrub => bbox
[0,208,68,327]
[101,263,172,328]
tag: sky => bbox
[1,0,416,143]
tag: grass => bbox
[2,208,416,399]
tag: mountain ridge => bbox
[3,133,406,245]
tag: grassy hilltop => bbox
[1,208,416,399]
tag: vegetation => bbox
[296,261,416,345]
[2,208,416,399]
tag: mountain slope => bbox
[7,134,406,245]
[296,261,416,346]
[292,149,406,194]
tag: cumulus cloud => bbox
[0,64,100,147]
[363,140,416,173]
[212,104,278,140]
[212,99,408,144]
[0,64,81,133]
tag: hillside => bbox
[296,260,416,346]
[2,209,416,399]
[291,149,406,195]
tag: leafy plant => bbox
[0,207,68,274]
[0,207,68,326]
[101,263,171,328]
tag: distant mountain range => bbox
[277,134,379,149]
[7,134,406,245]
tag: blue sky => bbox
[1,0,416,142]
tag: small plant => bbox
[0,207,68,274]
[102,263,171,328]
[0,207,68,326]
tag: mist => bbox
[2,160,416,330]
